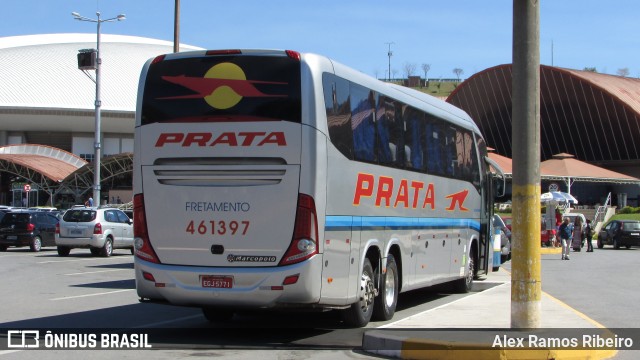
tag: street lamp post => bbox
[385,42,394,82]
[72,11,125,206]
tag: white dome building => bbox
[0,33,202,207]
[0,33,201,154]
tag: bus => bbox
[133,49,505,327]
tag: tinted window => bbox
[323,74,353,159]
[116,210,130,223]
[142,54,301,125]
[63,210,97,223]
[322,72,482,185]
[0,213,31,228]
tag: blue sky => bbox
[2,1,639,79]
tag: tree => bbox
[421,63,431,87]
[617,68,630,77]
[583,67,597,72]
[403,62,416,78]
[453,68,464,82]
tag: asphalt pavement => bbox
[362,246,622,360]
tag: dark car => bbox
[0,210,59,252]
[597,220,640,249]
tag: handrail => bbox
[593,192,611,223]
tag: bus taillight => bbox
[133,194,161,264]
[279,194,318,266]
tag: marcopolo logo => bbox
[160,62,288,110]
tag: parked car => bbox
[55,207,133,257]
[493,215,511,262]
[541,225,557,247]
[0,210,59,251]
[500,216,512,233]
[597,220,640,249]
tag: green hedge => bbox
[618,206,640,214]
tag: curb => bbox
[540,247,561,255]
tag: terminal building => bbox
[0,34,638,208]
[0,33,200,207]
[447,65,640,207]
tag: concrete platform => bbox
[362,268,619,360]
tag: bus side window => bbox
[444,126,457,177]
[376,96,394,165]
[350,84,376,162]
[323,74,354,159]
[405,107,424,171]
[425,116,444,175]
[381,100,406,168]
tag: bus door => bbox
[482,155,506,273]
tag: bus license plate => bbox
[201,275,233,288]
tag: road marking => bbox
[132,314,204,328]
[63,269,131,276]
[50,289,134,301]
[543,291,607,328]
[379,281,510,328]
[38,257,124,264]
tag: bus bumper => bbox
[134,255,323,308]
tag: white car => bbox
[55,207,133,257]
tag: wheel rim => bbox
[465,256,475,288]
[33,237,42,251]
[384,267,396,306]
[106,240,113,255]
[359,272,375,313]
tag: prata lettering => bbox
[185,202,250,212]
[155,131,286,147]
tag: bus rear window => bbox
[141,55,301,125]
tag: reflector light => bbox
[283,274,300,285]
[142,271,155,282]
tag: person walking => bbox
[559,217,572,260]
[571,217,583,252]
[585,219,594,252]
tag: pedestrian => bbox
[559,217,572,260]
[585,219,594,252]
[84,196,94,207]
[571,216,583,252]
[554,207,563,247]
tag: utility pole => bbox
[511,0,541,328]
[174,0,180,53]
[385,42,394,82]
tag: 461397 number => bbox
[186,220,249,236]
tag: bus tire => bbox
[342,258,375,327]
[373,254,398,321]
[454,247,476,293]
[202,307,235,322]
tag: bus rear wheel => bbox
[454,247,476,293]
[342,258,375,327]
[373,254,398,321]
